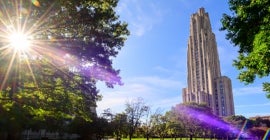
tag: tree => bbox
[252,117,270,127]
[150,112,169,140]
[220,0,270,98]
[168,103,231,139]
[224,115,254,139]
[0,0,129,139]
[247,117,270,139]
[165,111,184,139]
[112,113,128,140]
[224,115,248,127]
[125,97,149,140]
[139,108,164,140]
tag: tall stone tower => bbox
[182,8,235,116]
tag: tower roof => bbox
[198,7,206,16]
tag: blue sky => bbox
[96,0,270,117]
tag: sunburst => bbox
[8,32,31,52]
[0,0,110,93]
[0,0,68,91]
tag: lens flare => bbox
[177,106,255,139]
[236,119,249,139]
[263,128,270,140]
[32,0,40,7]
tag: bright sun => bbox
[8,32,31,51]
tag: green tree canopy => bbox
[221,0,270,98]
[0,0,129,137]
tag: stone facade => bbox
[182,8,235,116]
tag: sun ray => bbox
[0,50,18,90]
[0,0,109,97]
[0,1,11,27]
[0,1,54,94]
[20,4,32,38]
[0,44,11,52]
[15,1,26,35]
[24,57,39,89]
[27,2,58,37]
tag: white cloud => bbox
[130,76,185,89]
[153,64,187,81]
[154,66,172,74]
[236,102,270,108]
[116,0,166,36]
[151,96,181,110]
[96,82,153,114]
[96,75,183,115]
[237,112,270,118]
[233,86,264,96]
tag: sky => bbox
[96,0,270,118]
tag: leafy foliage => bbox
[62,99,269,139]
[0,0,129,137]
[221,0,270,98]
[111,113,128,139]
[150,112,169,139]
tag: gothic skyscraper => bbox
[182,8,235,116]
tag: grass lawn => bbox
[121,138,215,140]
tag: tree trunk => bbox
[129,128,133,140]
[129,134,132,140]
[116,132,120,140]
[7,132,20,140]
